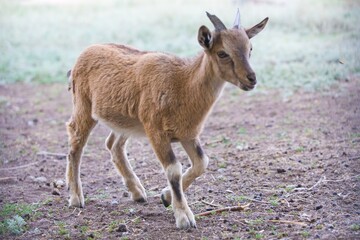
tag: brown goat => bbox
[66,11,268,229]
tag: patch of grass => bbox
[218,162,227,168]
[269,196,279,207]
[349,133,360,139]
[350,224,360,231]
[56,221,70,237]
[0,203,37,218]
[270,225,277,236]
[285,185,296,192]
[0,215,26,235]
[295,146,305,153]
[266,208,274,213]
[80,225,89,235]
[195,215,204,221]
[108,219,125,233]
[89,189,110,201]
[0,202,39,235]
[132,217,141,224]
[227,194,248,203]
[249,228,264,239]
[301,231,310,238]
[110,210,119,216]
[249,218,264,226]
[237,127,247,135]
[221,136,231,146]
[315,224,324,230]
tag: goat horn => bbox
[233,8,240,29]
[206,12,227,32]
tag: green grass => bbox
[350,224,360,231]
[0,203,39,235]
[56,221,70,238]
[1,0,359,90]
[301,231,311,238]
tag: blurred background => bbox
[0,0,359,92]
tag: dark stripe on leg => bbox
[195,144,204,158]
[169,150,176,163]
[170,176,182,202]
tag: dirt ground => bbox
[0,77,359,240]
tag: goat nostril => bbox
[247,73,256,84]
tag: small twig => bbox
[37,151,67,158]
[324,174,360,183]
[201,200,222,208]
[243,197,270,204]
[267,219,307,226]
[131,216,141,223]
[0,160,45,171]
[292,175,326,192]
[196,203,250,217]
[64,207,78,218]
[280,198,291,208]
[189,201,200,206]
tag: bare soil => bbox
[0,78,359,240]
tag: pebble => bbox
[116,224,128,233]
[55,180,65,188]
[122,191,130,198]
[34,176,48,183]
[111,200,119,205]
[52,189,60,195]
[276,168,286,173]
[315,205,323,210]
[27,118,38,126]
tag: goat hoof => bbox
[131,186,147,203]
[134,197,147,203]
[175,208,196,229]
[69,195,84,208]
[161,193,170,207]
[160,188,172,207]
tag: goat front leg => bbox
[161,138,209,208]
[147,133,196,229]
[105,132,147,202]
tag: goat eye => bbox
[217,51,229,58]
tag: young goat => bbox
[66,11,268,229]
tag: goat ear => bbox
[198,25,213,49]
[246,17,269,39]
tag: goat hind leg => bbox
[106,132,147,202]
[66,115,96,208]
[161,138,209,207]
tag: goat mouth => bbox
[239,82,256,91]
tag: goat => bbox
[66,10,268,229]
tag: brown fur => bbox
[66,12,268,229]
